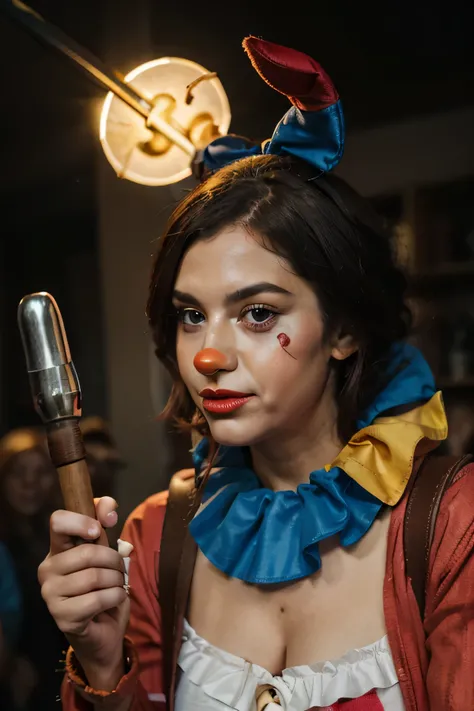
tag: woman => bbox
[0,428,66,710]
[39,37,473,710]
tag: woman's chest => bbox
[188,511,391,673]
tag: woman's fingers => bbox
[48,496,118,557]
[94,497,119,529]
[49,510,101,554]
[43,566,125,599]
[48,587,128,636]
[39,544,124,583]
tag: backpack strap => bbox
[404,453,473,621]
[159,473,201,711]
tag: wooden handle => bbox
[46,418,95,514]
[57,458,96,518]
[46,419,109,545]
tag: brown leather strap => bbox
[404,453,473,621]
[159,474,201,711]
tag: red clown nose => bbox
[193,348,229,375]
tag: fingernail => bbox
[106,511,118,525]
[88,526,99,537]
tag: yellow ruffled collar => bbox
[328,391,448,505]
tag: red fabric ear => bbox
[242,36,338,112]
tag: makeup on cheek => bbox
[277,332,297,359]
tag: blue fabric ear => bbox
[202,100,344,176]
[263,102,344,172]
[202,136,261,172]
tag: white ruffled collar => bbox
[178,619,400,710]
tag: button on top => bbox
[256,685,282,710]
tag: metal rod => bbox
[1,0,152,117]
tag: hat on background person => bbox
[80,416,125,467]
[80,416,125,500]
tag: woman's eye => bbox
[241,306,278,330]
[180,308,205,326]
[244,307,274,323]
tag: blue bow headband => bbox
[198,36,345,178]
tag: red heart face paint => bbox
[277,333,296,359]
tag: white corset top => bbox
[175,620,405,710]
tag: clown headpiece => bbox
[195,36,344,179]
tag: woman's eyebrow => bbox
[173,290,202,307]
[173,282,292,308]
[224,282,293,304]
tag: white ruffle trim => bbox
[177,619,399,710]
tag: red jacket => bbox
[63,463,474,710]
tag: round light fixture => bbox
[100,57,231,186]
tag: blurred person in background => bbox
[0,541,22,709]
[80,416,125,500]
[0,428,66,710]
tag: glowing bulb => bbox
[99,57,231,186]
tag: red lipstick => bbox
[199,388,254,414]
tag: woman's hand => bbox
[38,497,129,690]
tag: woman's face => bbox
[3,448,55,516]
[174,226,344,448]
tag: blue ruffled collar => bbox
[189,343,441,584]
